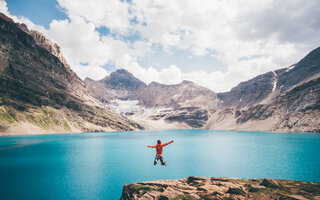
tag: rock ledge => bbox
[120,176,320,200]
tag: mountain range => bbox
[0,13,319,135]
[86,48,320,133]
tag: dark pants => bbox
[154,155,166,165]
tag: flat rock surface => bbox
[120,176,320,200]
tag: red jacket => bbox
[147,141,173,155]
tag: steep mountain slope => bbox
[277,48,320,93]
[209,47,320,132]
[217,71,278,109]
[0,13,142,135]
[218,47,320,110]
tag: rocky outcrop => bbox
[120,176,320,200]
[164,107,209,128]
[0,13,142,135]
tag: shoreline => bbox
[1,128,320,137]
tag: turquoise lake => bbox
[0,129,320,199]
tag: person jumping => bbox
[147,140,174,166]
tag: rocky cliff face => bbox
[120,176,320,200]
[277,48,320,93]
[0,13,142,135]
[210,47,320,133]
[18,23,70,69]
[131,81,218,128]
[218,47,320,110]
[217,72,276,109]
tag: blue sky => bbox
[6,0,66,28]
[139,46,225,73]
[2,0,319,92]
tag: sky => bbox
[1,0,319,92]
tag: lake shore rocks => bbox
[120,176,320,200]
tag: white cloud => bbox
[0,0,46,33]
[123,63,182,85]
[57,0,132,34]
[46,17,108,80]
[158,65,183,85]
[1,0,319,92]
[128,0,319,91]
[0,0,9,15]
[182,55,277,92]
[73,65,109,81]
[46,16,152,81]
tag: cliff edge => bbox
[120,176,320,200]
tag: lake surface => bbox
[0,129,320,199]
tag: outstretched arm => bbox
[147,145,156,148]
[162,140,174,147]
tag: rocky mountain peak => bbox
[181,80,193,84]
[148,81,165,87]
[18,27,70,69]
[114,69,132,75]
[104,69,146,90]
[0,13,14,23]
[277,47,320,93]
[295,47,320,70]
